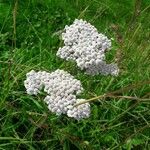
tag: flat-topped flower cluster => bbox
[57,19,119,76]
[24,19,119,120]
[24,69,90,120]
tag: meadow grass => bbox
[0,0,150,149]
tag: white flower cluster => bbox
[24,69,90,120]
[57,19,119,76]
[67,99,90,120]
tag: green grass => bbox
[0,0,150,149]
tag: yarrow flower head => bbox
[57,19,119,76]
[24,69,90,120]
[67,99,90,120]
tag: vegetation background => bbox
[0,0,150,149]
